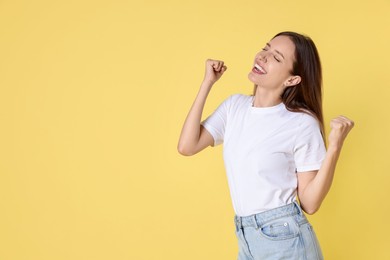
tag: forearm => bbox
[177,80,213,154]
[299,146,341,214]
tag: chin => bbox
[248,72,260,85]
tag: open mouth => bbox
[252,63,266,74]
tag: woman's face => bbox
[248,35,299,91]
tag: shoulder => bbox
[298,112,320,127]
[211,93,251,114]
[225,93,252,106]
[281,107,319,126]
[283,109,321,133]
[292,111,322,137]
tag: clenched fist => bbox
[328,116,354,150]
[203,59,227,84]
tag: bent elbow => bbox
[302,205,320,215]
[177,144,195,156]
[303,208,318,215]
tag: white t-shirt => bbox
[201,94,326,217]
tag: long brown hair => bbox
[253,31,325,142]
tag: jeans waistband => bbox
[234,201,306,229]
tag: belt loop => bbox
[293,200,303,216]
[235,216,242,230]
[253,214,259,230]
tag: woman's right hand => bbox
[178,59,225,156]
[203,59,227,84]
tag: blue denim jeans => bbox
[234,201,324,260]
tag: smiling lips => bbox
[252,63,267,75]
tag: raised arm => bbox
[297,116,355,214]
[177,59,227,156]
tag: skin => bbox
[249,36,302,107]
[177,36,354,215]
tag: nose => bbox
[258,53,267,63]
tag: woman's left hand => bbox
[328,116,355,150]
[328,116,355,149]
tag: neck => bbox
[252,86,283,107]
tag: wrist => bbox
[327,143,342,153]
[200,80,214,90]
[201,78,215,85]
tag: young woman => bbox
[178,31,354,260]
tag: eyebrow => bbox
[266,43,285,59]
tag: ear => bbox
[283,75,301,87]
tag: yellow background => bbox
[0,0,389,259]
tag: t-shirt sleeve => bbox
[200,95,232,147]
[293,114,326,173]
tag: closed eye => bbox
[262,47,281,62]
